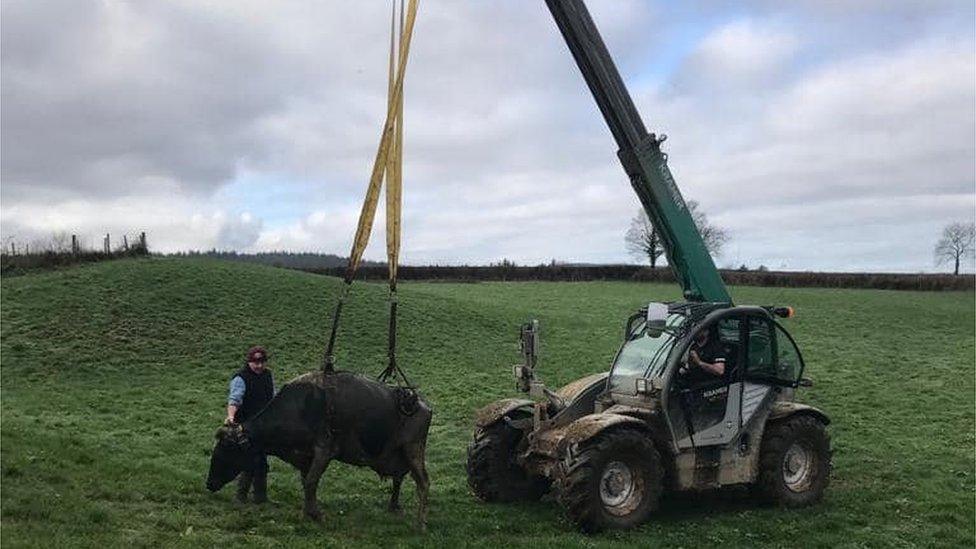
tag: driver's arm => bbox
[700,360,725,377]
[690,349,725,376]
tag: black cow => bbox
[206,370,432,528]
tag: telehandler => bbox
[467,0,831,532]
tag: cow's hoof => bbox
[304,508,323,522]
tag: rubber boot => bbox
[252,474,269,504]
[236,472,253,503]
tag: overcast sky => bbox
[2,1,974,272]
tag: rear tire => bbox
[755,415,831,507]
[467,422,549,502]
[556,428,662,533]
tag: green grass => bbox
[2,258,973,548]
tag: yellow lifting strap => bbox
[385,0,404,286]
[344,0,415,282]
[379,0,408,385]
[323,0,416,380]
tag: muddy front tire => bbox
[755,415,831,507]
[467,422,549,502]
[556,428,662,533]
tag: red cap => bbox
[246,346,268,363]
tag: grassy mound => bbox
[2,258,973,547]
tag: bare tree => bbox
[625,209,663,267]
[49,231,72,253]
[935,221,975,275]
[625,200,729,267]
[688,200,729,257]
[2,235,16,255]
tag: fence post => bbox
[123,235,129,251]
[72,234,78,254]
[104,233,110,254]
[140,232,147,251]
[9,242,15,255]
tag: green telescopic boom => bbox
[544,0,731,304]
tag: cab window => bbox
[607,315,680,393]
[744,318,804,386]
[745,317,775,379]
[774,323,804,383]
[715,318,742,379]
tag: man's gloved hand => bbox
[223,416,237,426]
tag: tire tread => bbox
[556,428,662,533]
[756,414,831,507]
[466,423,548,502]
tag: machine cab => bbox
[608,303,806,449]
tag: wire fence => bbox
[1,232,149,276]
[3,237,971,292]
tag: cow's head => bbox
[205,423,252,492]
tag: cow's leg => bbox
[292,451,312,478]
[388,473,405,514]
[302,443,332,521]
[236,471,253,503]
[405,442,430,531]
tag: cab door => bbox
[740,315,806,425]
[669,316,745,449]
[668,312,804,490]
[740,314,777,429]
[670,312,801,450]
[743,317,806,386]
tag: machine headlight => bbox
[635,378,649,395]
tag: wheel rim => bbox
[599,460,644,516]
[782,442,814,492]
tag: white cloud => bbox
[644,32,975,215]
[1,1,973,272]
[0,189,264,253]
[215,212,263,250]
[680,19,798,88]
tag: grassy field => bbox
[1,258,973,548]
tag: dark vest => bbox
[233,365,274,423]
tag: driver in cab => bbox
[681,327,726,379]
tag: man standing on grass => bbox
[225,345,275,504]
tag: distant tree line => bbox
[303,264,974,292]
[166,250,384,270]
